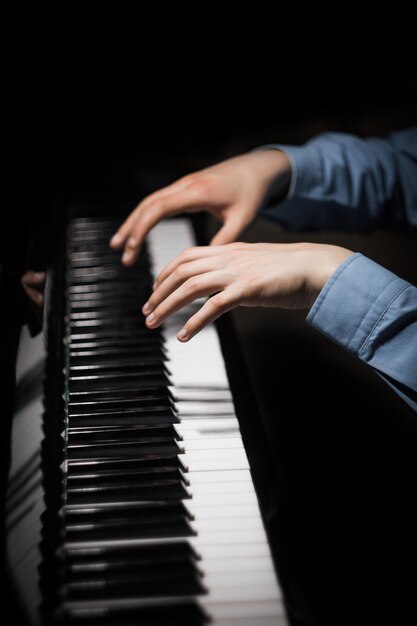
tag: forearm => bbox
[307,254,417,412]
[259,128,417,232]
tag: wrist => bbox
[306,246,354,308]
[249,149,291,203]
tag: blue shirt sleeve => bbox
[256,130,417,411]
[259,128,417,232]
[307,253,417,412]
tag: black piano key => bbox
[63,566,206,601]
[66,455,187,476]
[67,424,179,438]
[67,281,151,296]
[66,466,186,484]
[69,317,150,330]
[69,255,131,269]
[68,267,142,284]
[69,304,146,317]
[69,357,168,372]
[64,501,192,524]
[67,408,178,427]
[68,328,163,342]
[66,437,183,460]
[64,502,194,541]
[69,343,165,357]
[68,307,147,321]
[68,395,173,410]
[68,394,173,414]
[61,601,209,625]
[69,290,143,304]
[68,371,171,393]
[70,346,167,359]
[64,541,200,564]
[65,474,190,505]
[68,386,173,404]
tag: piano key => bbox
[65,456,187,476]
[60,600,210,625]
[65,477,191,505]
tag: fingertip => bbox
[177,328,188,342]
[122,250,136,266]
[110,233,123,248]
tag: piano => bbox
[5,212,288,625]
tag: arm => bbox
[307,254,417,412]
[261,127,417,232]
[142,243,417,413]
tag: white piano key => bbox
[181,448,248,462]
[186,502,262,519]
[185,469,251,483]
[183,437,245,451]
[176,400,236,415]
[176,417,240,431]
[190,516,265,532]
[197,555,275,573]
[205,582,281,604]
[183,457,250,472]
[173,387,233,401]
[189,481,255,496]
[208,600,286,621]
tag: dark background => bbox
[2,4,417,625]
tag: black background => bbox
[2,4,417,625]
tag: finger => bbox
[210,217,244,246]
[23,285,44,305]
[143,258,221,315]
[176,287,241,342]
[154,245,228,289]
[109,178,193,249]
[121,186,212,266]
[145,271,226,329]
[21,270,46,286]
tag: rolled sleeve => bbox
[307,253,417,410]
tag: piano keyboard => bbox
[6,215,288,626]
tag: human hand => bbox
[141,242,353,342]
[110,150,291,265]
[20,270,46,327]
[21,270,46,310]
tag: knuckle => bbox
[184,277,200,292]
[209,294,225,309]
[173,265,187,281]
[181,246,196,262]
[186,175,209,196]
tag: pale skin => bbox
[110,150,353,341]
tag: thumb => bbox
[210,218,243,246]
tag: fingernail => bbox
[128,237,137,248]
[110,233,122,246]
[152,282,158,291]
[146,313,155,325]
[142,302,151,315]
[177,328,188,341]
[122,251,132,264]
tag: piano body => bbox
[5,210,289,625]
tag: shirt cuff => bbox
[306,253,410,357]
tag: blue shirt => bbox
[259,129,417,411]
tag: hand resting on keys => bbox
[109,149,291,265]
[141,242,353,342]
